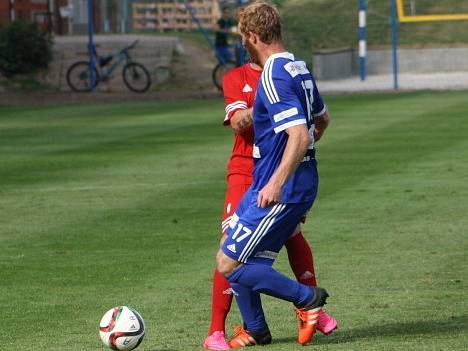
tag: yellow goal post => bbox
[396,0,468,23]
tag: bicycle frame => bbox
[98,51,130,80]
[68,40,144,92]
[91,41,137,82]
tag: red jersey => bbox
[222,63,262,185]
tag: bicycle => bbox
[212,42,246,91]
[66,40,151,93]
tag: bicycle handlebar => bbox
[123,40,139,53]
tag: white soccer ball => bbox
[99,306,145,351]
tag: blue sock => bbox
[230,282,268,332]
[228,263,313,307]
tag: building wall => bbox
[0,0,222,34]
[9,0,48,22]
[313,47,468,80]
[132,0,221,32]
[0,2,10,23]
[50,0,70,35]
[0,0,51,31]
[312,49,357,81]
[70,0,123,35]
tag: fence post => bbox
[359,0,367,81]
[391,0,399,89]
[122,0,129,33]
[88,0,96,91]
[9,0,15,21]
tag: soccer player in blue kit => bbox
[215,1,332,348]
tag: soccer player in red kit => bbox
[203,62,337,350]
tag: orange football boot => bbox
[295,287,329,345]
[229,325,271,348]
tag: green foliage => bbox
[0,21,53,77]
[270,0,287,7]
[280,0,468,65]
[281,0,356,64]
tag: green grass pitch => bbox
[0,92,467,350]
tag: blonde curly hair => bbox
[237,1,282,44]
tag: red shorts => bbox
[221,182,251,234]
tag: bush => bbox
[0,21,53,77]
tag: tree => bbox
[0,21,53,77]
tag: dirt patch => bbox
[158,37,219,92]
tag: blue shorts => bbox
[222,188,314,265]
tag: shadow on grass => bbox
[273,315,468,345]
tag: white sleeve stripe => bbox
[225,100,247,110]
[273,107,299,122]
[263,60,279,104]
[263,61,273,104]
[225,105,247,115]
[273,118,307,134]
[224,110,238,121]
[267,60,280,102]
[313,105,327,117]
[267,60,280,103]
[265,60,279,104]
[224,106,247,121]
[225,102,247,113]
[224,107,246,121]
[261,61,276,104]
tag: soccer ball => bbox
[99,306,145,351]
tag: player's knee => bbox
[219,233,227,247]
[289,224,301,239]
[216,250,237,277]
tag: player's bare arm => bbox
[314,111,330,142]
[257,124,310,208]
[230,107,253,134]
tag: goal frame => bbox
[396,0,468,23]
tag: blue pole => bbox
[390,0,399,89]
[122,0,129,33]
[88,0,96,91]
[358,0,367,81]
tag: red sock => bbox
[285,231,318,287]
[208,269,233,335]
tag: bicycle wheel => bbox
[66,61,99,92]
[122,62,151,93]
[212,61,236,91]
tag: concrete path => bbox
[318,72,468,93]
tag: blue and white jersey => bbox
[252,52,327,203]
